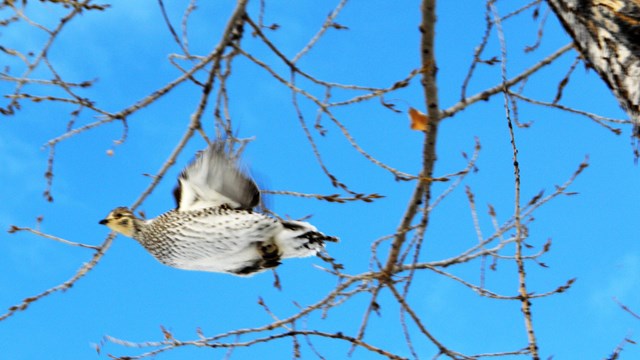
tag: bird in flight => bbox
[99,142,337,276]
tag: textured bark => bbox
[547,0,640,135]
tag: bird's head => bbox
[99,207,138,237]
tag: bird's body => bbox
[100,142,337,276]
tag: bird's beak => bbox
[99,219,109,225]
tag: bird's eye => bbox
[114,213,123,219]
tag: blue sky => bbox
[1,1,639,359]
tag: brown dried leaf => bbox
[408,107,429,131]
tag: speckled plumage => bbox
[100,142,337,276]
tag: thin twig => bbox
[443,43,574,120]
[292,0,349,63]
[491,3,539,358]
[0,234,115,322]
[8,226,100,250]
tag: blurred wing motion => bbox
[547,0,640,137]
[174,142,260,211]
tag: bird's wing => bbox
[174,142,260,211]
